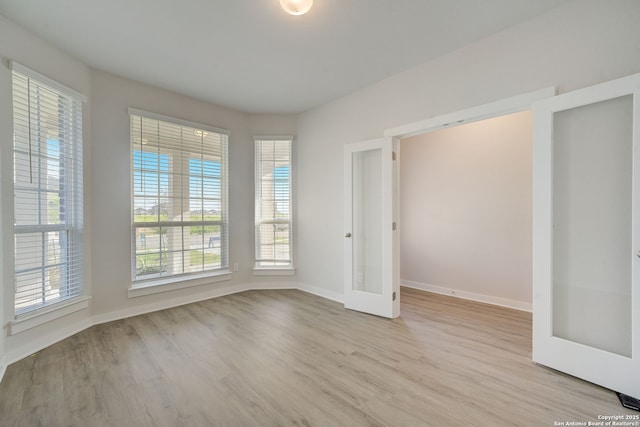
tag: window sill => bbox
[253,267,296,276]
[10,296,91,335]
[128,270,231,298]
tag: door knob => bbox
[345,232,351,238]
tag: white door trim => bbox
[384,87,556,139]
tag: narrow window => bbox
[130,111,229,283]
[12,64,85,314]
[254,137,293,271]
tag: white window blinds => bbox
[255,137,293,268]
[130,110,229,282]
[12,63,85,315]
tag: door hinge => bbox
[392,151,397,161]
[392,222,397,231]
[392,291,397,301]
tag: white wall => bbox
[90,70,243,318]
[0,15,299,372]
[296,0,640,298]
[90,70,300,320]
[400,112,532,309]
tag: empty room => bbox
[400,111,533,312]
[1,0,639,425]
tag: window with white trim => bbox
[130,110,229,283]
[12,64,85,315]
[254,137,293,270]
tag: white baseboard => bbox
[0,356,6,383]
[245,282,298,291]
[4,318,93,369]
[93,282,254,326]
[296,282,344,304]
[1,281,337,384]
[401,280,532,312]
[0,280,530,384]
[94,282,315,327]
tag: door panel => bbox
[552,95,633,357]
[352,148,384,295]
[344,137,399,318]
[533,74,640,399]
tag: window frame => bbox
[129,108,230,289]
[253,136,295,275]
[10,62,87,319]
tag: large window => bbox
[130,110,229,283]
[12,63,85,314]
[254,137,293,270]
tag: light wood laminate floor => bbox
[0,288,635,426]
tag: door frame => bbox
[383,87,556,310]
[385,87,556,140]
[343,87,554,317]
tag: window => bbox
[130,110,229,283]
[12,63,85,315]
[254,137,293,271]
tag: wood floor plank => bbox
[0,288,635,426]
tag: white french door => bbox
[344,137,399,318]
[533,74,640,399]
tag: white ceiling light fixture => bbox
[280,0,313,16]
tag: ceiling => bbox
[0,0,570,114]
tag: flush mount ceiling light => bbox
[280,0,313,16]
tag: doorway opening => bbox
[384,87,555,313]
[399,111,533,311]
